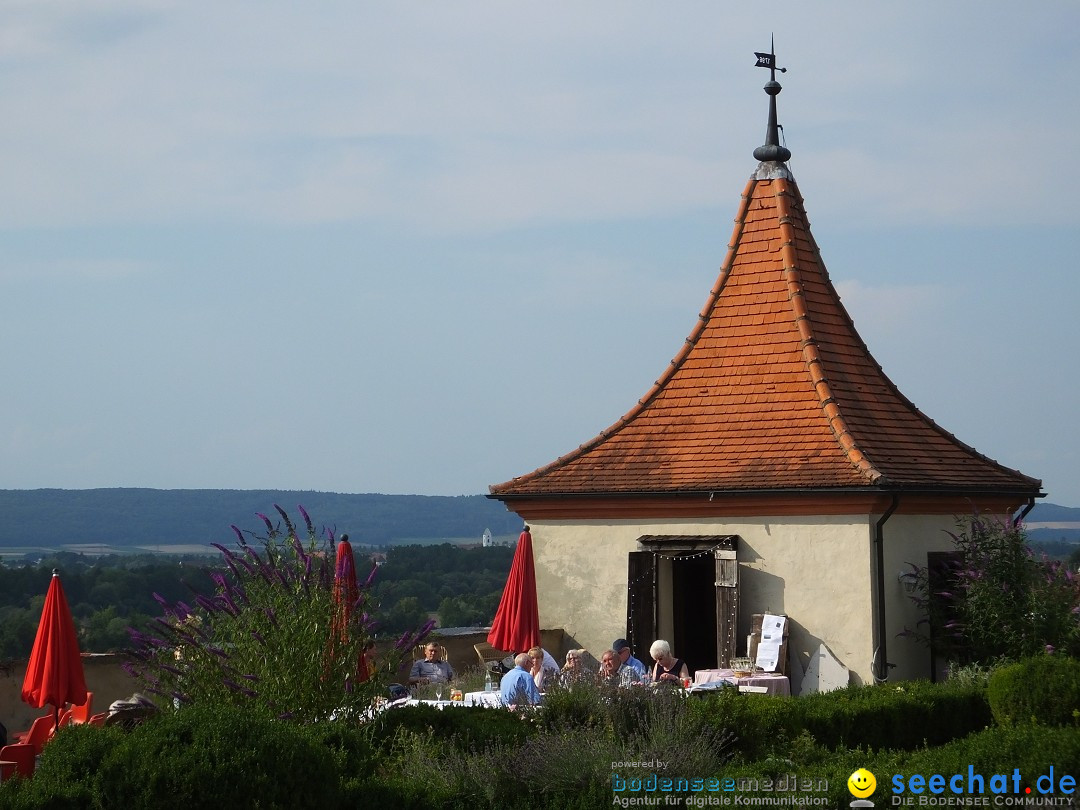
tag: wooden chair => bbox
[473,641,509,669]
[0,743,35,779]
[413,643,448,662]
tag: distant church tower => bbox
[482,528,493,548]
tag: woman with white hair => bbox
[648,639,689,686]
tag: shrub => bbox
[901,724,1080,790]
[93,704,339,809]
[125,505,428,724]
[906,514,1080,664]
[688,687,802,762]
[797,680,992,751]
[987,655,1080,727]
[369,703,535,752]
[13,723,127,808]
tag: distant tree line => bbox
[0,543,517,659]
[0,489,522,548]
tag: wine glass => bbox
[434,682,443,703]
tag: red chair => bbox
[0,743,35,779]
[15,716,55,755]
[87,712,108,727]
[69,693,94,724]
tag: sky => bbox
[1,2,1078,506]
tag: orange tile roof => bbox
[490,164,1041,500]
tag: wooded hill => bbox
[0,489,523,550]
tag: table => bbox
[691,669,790,696]
[0,761,17,783]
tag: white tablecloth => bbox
[691,669,790,696]
[463,690,503,708]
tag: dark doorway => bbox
[626,536,738,676]
[672,552,717,674]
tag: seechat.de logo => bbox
[849,768,877,808]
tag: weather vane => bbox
[753,35,787,81]
[752,34,791,164]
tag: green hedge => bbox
[368,703,535,751]
[5,676,1074,809]
[988,655,1080,727]
[688,680,991,761]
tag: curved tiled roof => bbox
[490,163,1041,499]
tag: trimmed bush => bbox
[93,704,339,809]
[901,724,1080,794]
[369,703,535,752]
[10,723,127,809]
[797,680,992,750]
[987,655,1080,727]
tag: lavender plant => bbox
[904,513,1080,665]
[124,505,433,724]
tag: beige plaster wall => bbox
[879,513,964,682]
[530,516,878,686]
[530,511,973,689]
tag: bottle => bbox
[484,670,494,692]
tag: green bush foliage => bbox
[907,514,1080,665]
[987,655,1080,727]
[125,505,424,724]
[797,680,992,751]
[901,724,1080,794]
[94,704,339,809]
[369,703,535,752]
[0,723,127,810]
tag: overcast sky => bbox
[2,2,1077,508]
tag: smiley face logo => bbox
[848,768,876,798]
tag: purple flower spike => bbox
[231,524,246,544]
[223,678,242,692]
[298,504,313,535]
[256,512,274,533]
[363,564,378,588]
[252,630,265,645]
[274,504,296,536]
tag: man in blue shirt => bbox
[613,638,648,683]
[408,642,454,686]
[500,652,541,707]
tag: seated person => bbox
[613,638,648,684]
[559,648,594,686]
[648,639,690,686]
[501,652,542,707]
[598,648,620,683]
[408,642,454,686]
[527,645,560,690]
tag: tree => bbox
[906,514,1080,665]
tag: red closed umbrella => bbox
[487,527,540,654]
[21,569,88,730]
[328,534,369,681]
[332,534,359,643]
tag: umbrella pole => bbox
[54,705,59,732]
